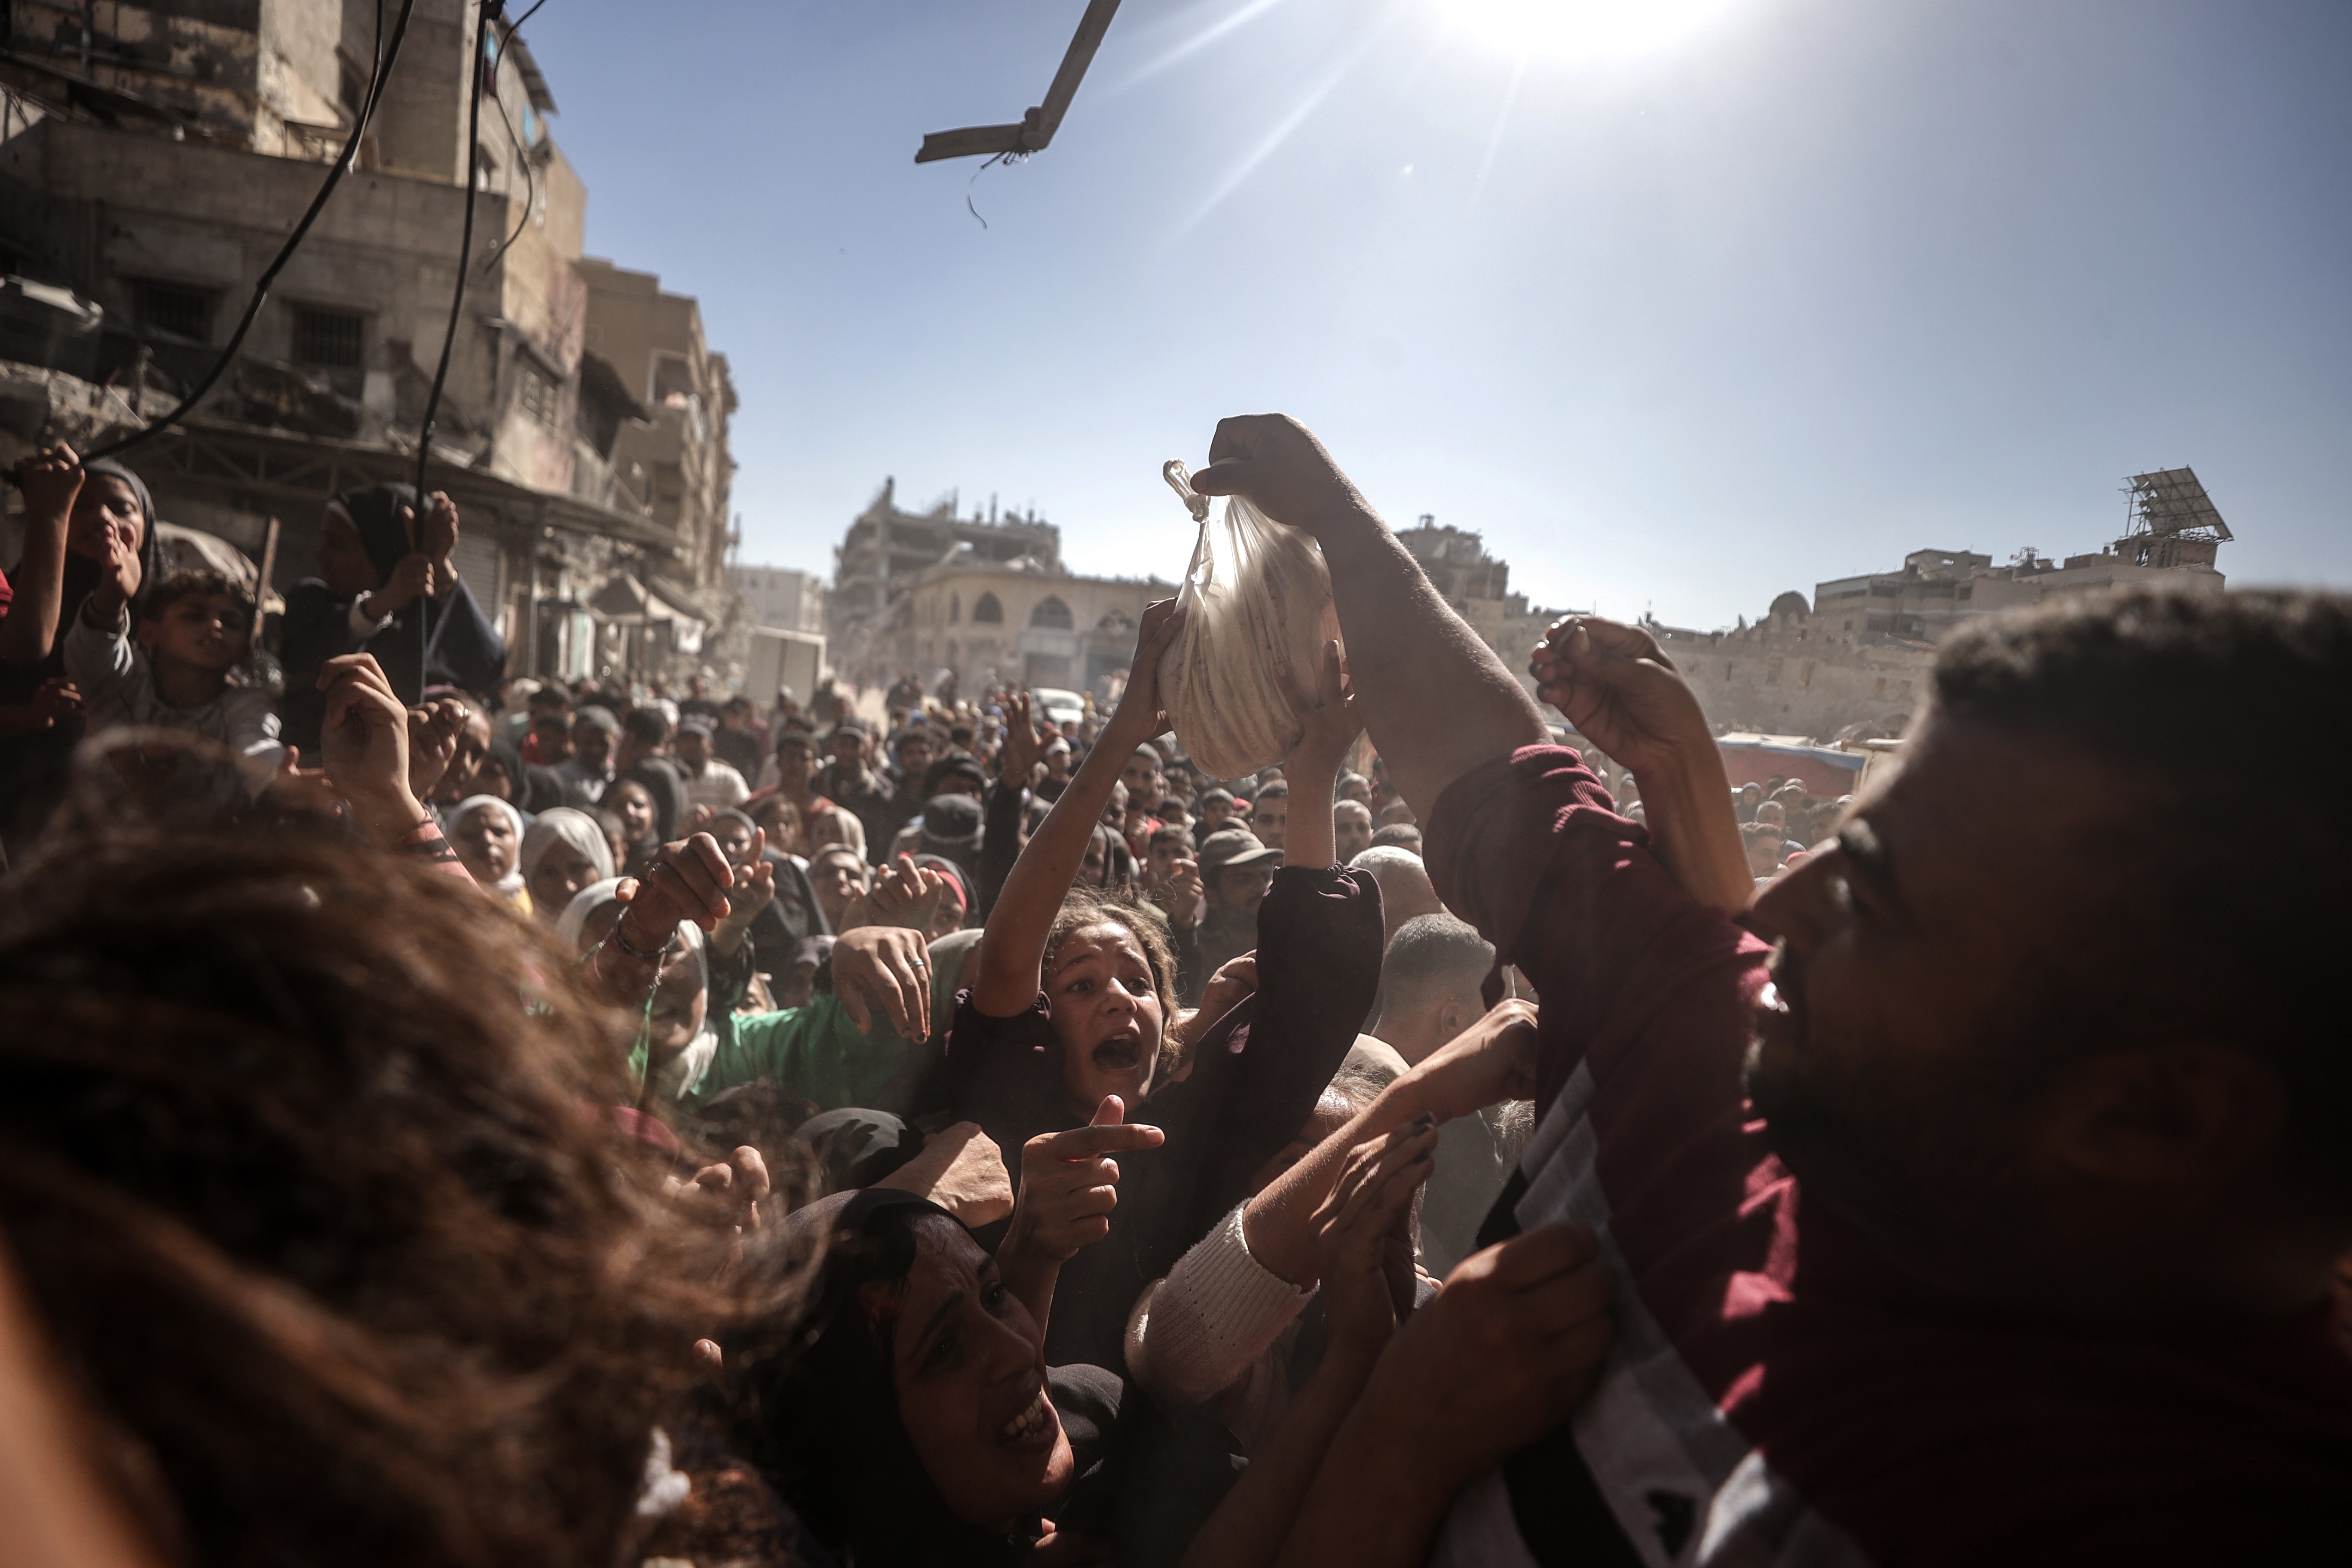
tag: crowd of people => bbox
[0,419,2345,1566]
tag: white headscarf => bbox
[521,805,615,885]
[447,794,527,894]
[555,877,628,952]
[556,879,717,1108]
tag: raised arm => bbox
[0,446,81,669]
[975,692,1042,918]
[1530,614,1751,914]
[1273,637,1360,869]
[1189,416,1547,820]
[970,600,1185,1017]
[1241,1002,1537,1289]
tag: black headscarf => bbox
[331,482,420,585]
[482,736,563,817]
[722,1190,1121,1568]
[277,482,508,753]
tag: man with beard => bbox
[1185,414,2352,1567]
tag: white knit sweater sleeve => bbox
[1124,1202,1315,1410]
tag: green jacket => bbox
[678,991,917,1114]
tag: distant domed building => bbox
[1769,591,1812,621]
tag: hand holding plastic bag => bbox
[1157,461,1341,780]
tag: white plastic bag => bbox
[1158,486,1341,781]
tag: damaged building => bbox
[0,0,737,684]
[830,478,1174,697]
[1654,467,2234,741]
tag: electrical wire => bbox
[478,0,554,273]
[77,0,423,463]
[407,0,500,700]
[479,65,534,275]
[479,0,554,275]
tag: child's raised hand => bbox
[404,697,469,799]
[371,554,435,617]
[14,444,83,521]
[416,491,459,567]
[90,529,143,619]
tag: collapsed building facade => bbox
[0,0,736,685]
[829,478,1174,697]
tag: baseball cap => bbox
[918,793,983,846]
[677,714,715,738]
[1198,827,1282,874]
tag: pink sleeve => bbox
[391,818,481,888]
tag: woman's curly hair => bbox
[0,815,802,1568]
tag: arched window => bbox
[1096,608,1134,635]
[972,591,1004,624]
[950,592,961,624]
[1029,595,1073,630]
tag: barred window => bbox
[292,307,364,368]
[516,361,559,426]
[137,280,215,342]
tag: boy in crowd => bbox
[1333,796,1375,862]
[64,548,282,795]
[555,706,618,806]
[714,693,767,778]
[674,714,751,814]
[1244,777,1289,850]
[1368,912,1520,1276]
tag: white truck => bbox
[746,628,827,710]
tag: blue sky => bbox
[527,0,2351,631]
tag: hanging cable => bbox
[406,0,499,700]
[478,0,551,273]
[76,0,423,463]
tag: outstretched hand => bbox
[371,554,435,617]
[1187,413,1369,537]
[876,1121,1014,1227]
[613,833,737,957]
[679,1145,770,1234]
[412,490,459,569]
[262,744,343,816]
[1528,616,1710,777]
[405,698,469,799]
[711,828,776,957]
[831,924,933,1039]
[999,691,1044,784]
[1275,637,1360,772]
[1357,1220,1616,1500]
[1008,1097,1165,1259]
[1408,998,1540,1126]
[88,528,142,621]
[15,443,84,520]
[842,852,951,936]
[317,654,426,841]
[1109,599,1186,740]
[1313,1115,1439,1363]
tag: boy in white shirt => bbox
[674,714,750,813]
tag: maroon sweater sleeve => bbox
[1424,743,1768,1115]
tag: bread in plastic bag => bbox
[1158,490,1341,781]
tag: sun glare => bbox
[1432,0,1748,64]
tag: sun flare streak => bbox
[1119,0,1289,90]
[1468,49,1527,211]
[1433,0,1748,63]
[1176,8,1400,236]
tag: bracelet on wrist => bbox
[608,914,669,962]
